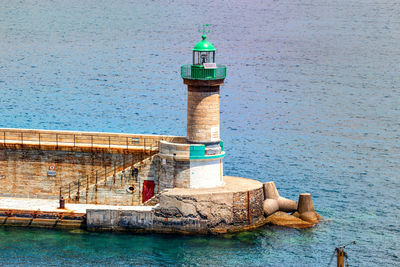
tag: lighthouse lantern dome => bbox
[193,35,216,65]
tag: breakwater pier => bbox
[0,127,270,234]
[0,34,321,234]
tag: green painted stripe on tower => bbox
[189,144,225,160]
[189,152,225,160]
[189,145,205,158]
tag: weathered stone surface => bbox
[298,193,315,213]
[158,158,190,190]
[265,211,314,228]
[292,210,321,218]
[263,198,279,216]
[263,181,280,199]
[233,188,264,224]
[85,176,267,234]
[0,128,189,206]
[186,81,222,144]
[296,193,322,223]
[154,176,266,233]
[87,207,156,231]
[233,191,248,223]
[277,197,297,212]
[249,187,264,220]
[1,176,267,234]
[263,181,297,212]
[158,191,234,226]
[0,148,135,199]
[263,185,322,228]
[299,211,319,224]
[0,128,272,234]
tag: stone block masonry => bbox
[0,148,131,199]
[158,141,225,189]
[87,207,155,231]
[232,186,264,225]
[158,157,191,189]
[0,128,270,234]
[0,128,183,203]
[184,79,224,144]
[79,155,162,206]
[187,88,220,143]
[87,176,267,234]
[1,178,268,234]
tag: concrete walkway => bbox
[163,176,262,196]
[0,197,154,214]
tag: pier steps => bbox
[64,154,160,206]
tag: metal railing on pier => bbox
[0,128,184,153]
[60,159,136,203]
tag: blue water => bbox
[0,0,399,266]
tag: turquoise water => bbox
[0,0,399,266]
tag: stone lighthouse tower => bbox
[158,33,226,189]
[181,34,226,145]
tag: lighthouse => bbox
[179,33,227,188]
[158,33,227,189]
[181,34,226,145]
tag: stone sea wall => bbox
[87,177,267,234]
[78,155,160,206]
[0,148,133,199]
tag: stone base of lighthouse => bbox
[157,141,224,189]
[85,140,268,234]
[87,176,267,234]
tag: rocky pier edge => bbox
[87,177,323,234]
[0,178,322,234]
[263,181,322,228]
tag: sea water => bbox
[0,0,399,266]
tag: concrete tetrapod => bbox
[263,198,279,215]
[294,193,321,224]
[262,182,297,216]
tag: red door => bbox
[142,180,155,203]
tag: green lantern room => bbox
[181,34,226,80]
